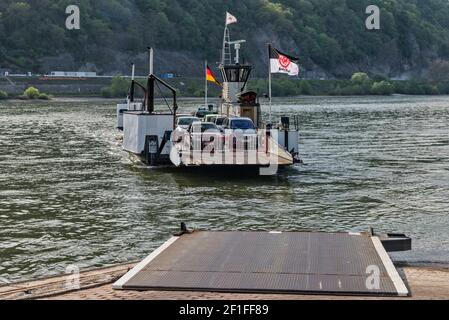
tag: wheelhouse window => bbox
[221,66,252,83]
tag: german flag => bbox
[206,65,221,87]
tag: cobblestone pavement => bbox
[1,264,448,300]
[45,267,449,300]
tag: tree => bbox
[101,76,130,98]
[351,72,370,85]
[1,0,449,78]
[299,80,312,95]
[24,87,40,99]
[110,76,130,97]
[371,81,394,95]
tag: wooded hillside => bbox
[1,0,449,79]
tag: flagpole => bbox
[205,60,208,108]
[268,44,272,124]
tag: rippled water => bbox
[1,95,449,282]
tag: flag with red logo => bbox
[225,12,237,25]
[269,45,299,76]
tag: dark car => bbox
[194,104,218,118]
[222,117,256,132]
[222,117,258,150]
[189,121,221,133]
[214,116,227,128]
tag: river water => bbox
[1,95,448,282]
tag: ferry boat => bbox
[116,22,301,174]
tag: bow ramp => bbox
[114,230,410,297]
[171,134,294,167]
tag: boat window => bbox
[223,66,251,83]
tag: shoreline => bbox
[1,262,448,300]
[2,94,449,104]
[2,76,449,98]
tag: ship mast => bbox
[221,26,232,66]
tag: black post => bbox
[129,63,135,102]
[173,93,178,129]
[129,80,135,102]
[147,75,155,113]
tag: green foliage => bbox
[272,78,300,96]
[437,82,449,94]
[24,86,40,99]
[1,0,449,76]
[393,81,442,95]
[406,82,426,95]
[22,86,50,99]
[94,76,449,97]
[299,80,312,95]
[0,90,8,99]
[392,81,410,94]
[372,74,388,82]
[421,84,440,95]
[110,76,130,97]
[371,81,394,95]
[38,93,50,100]
[351,72,370,85]
[339,85,369,96]
[101,76,130,98]
[101,87,113,98]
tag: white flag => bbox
[269,45,299,76]
[226,12,237,25]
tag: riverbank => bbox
[1,262,448,300]
[1,75,449,99]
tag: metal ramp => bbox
[114,231,409,297]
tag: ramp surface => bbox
[114,231,408,296]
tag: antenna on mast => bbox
[228,40,246,64]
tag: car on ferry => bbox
[176,116,200,130]
[204,114,227,130]
[222,117,258,150]
[213,116,227,129]
[194,104,218,118]
[188,121,222,150]
[222,117,256,133]
[203,114,218,123]
[172,116,200,143]
[188,121,221,134]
